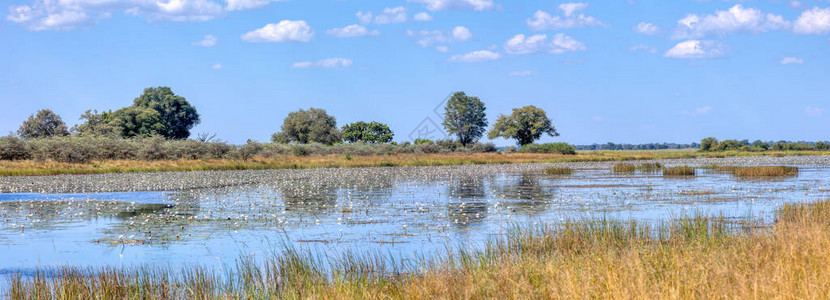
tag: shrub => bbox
[292,145,309,156]
[0,135,31,160]
[518,143,576,155]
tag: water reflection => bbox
[493,174,555,214]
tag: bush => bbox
[518,143,576,155]
[0,135,31,160]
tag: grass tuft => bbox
[663,166,696,176]
[544,167,573,175]
[734,166,798,177]
[612,163,636,173]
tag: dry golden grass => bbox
[734,166,799,177]
[663,166,696,176]
[10,201,830,299]
[544,167,573,175]
[613,163,636,173]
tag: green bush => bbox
[518,143,576,155]
[0,135,31,160]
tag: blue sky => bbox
[2,0,829,145]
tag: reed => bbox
[663,166,696,176]
[636,162,663,172]
[612,163,636,173]
[734,166,798,177]
[544,167,573,175]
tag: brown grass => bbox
[734,166,799,177]
[544,167,573,175]
[613,163,636,173]
[663,166,696,176]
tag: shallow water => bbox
[1,161,829,278]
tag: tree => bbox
[72,110,117,137]
[700,137,719,151]
[110,106,168,138]
[488,105,559,146]
[132,87,200,139]
[271,108,341,144]
[17,109,69,139]
[442,92,487,146]
[341,121,394,143]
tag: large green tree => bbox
[72,110,117,137]
[272,108,341,144]
[110,106,168,138]
[488,105,559,146]
[17,109,69,139]
[442,92,487,146]
[132,87,200,139]
[341,121,394,143]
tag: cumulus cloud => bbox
[664,40,726,59]
[192,34,217,47]
[292,58,353,68]
[503,33,585,55]
[408,0,494,11]
[449,50,501,62]
[508,70,536,77]
[326,24,379,37]
[356,6,407,25]
[407,26,471,47]
[527,2,606,30]
[241,20,314,43]
[634,22,659,35]
[793,7,830,34]
[6,0,229,30]
[225,0,286,11]
[413,12,433,22]
[781,57,804,65]
[672,4,790,39]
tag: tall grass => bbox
[10,200,830,298]
[544,167,573,175]
[612,163,636,173]
[663,166,696,176]
[734,166,799,177]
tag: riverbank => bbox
[2,150,829,177]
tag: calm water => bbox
[1,161,829,277]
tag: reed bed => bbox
[612,163,636,173]
[734,166,799,177]
[636,162,663,172]
[9,200,830,299]
[663,166,696,176]
[544,167,573,175]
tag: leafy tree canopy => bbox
[488,105,559,146]
[110,106,168,138]
[341,121,394,143]
[272,108,341,145]
[17,109,69,139]
[132,87,200,139]
[442,92,487,146]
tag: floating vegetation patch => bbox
[663,166,696,177]
[734,166,798,177]
[544,167,573,175]
[613,163,636,173]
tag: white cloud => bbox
[408,0,494,11]
[634,22,659,35]
[449,50,501,62]
[413,12,433,22]
[225,0,286,11]
[806,107,824,117]
[435,45,449,52]
[508,70,536,77]
[212,63,222,70]
[242,20,314,43]
[356,6,407,25]
[527,3,606,30]
[6,0,231,30]
[326,24,379,37]
[503,33,585,55]
[781,57,804,65]
[664,40,726,59]
[192,34,217,47]
[292,58,353,68]
[793,7,830,34]
[673,4,790,39]
[407,26,471,47]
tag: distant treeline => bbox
[700,138,830,152]
[575,143,700,151]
